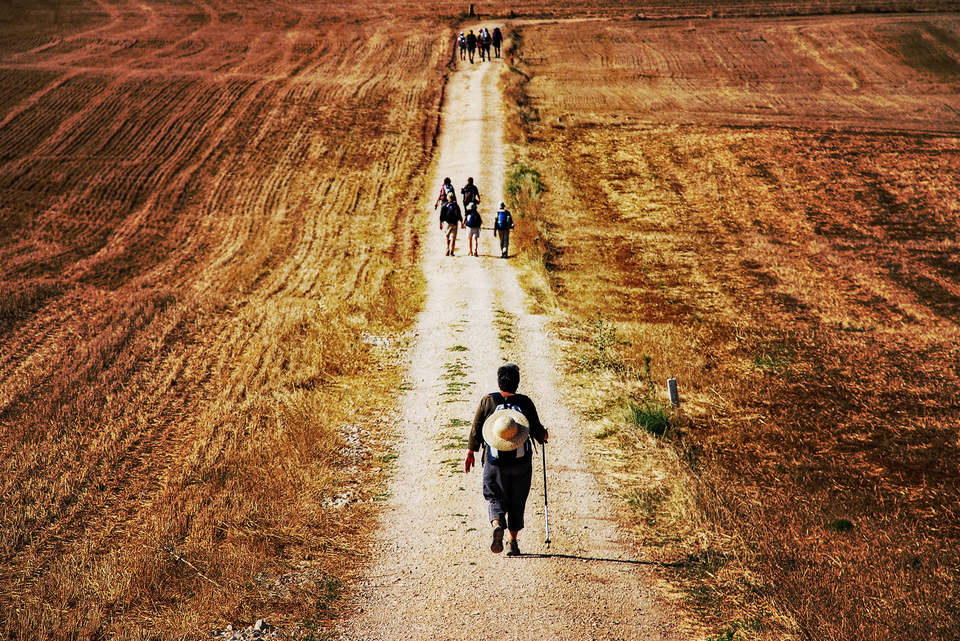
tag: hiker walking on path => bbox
[457,32,466,61]
[464,363,548,556]
[461,177,480,208]
[464,201,482,257]
[492,27,503,58]
[439,193,463,256]
[434,177,456,209]
[493,201,514,258]
[479,28,492,61]
[465,30,477,64]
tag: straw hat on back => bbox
[482,408,530,452]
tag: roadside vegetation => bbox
[502,17,960,641]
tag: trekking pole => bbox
[542,442,551,549]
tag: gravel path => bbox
[335,29,690,641]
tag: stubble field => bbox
[2,0,960,639]
[503,10,960,640]
[0,0,452,637]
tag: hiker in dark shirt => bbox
[439,193,463,256]
[465,30,477,64]
[461,177,480,208]
[492,27,503,58]
[465,363,548,556]
[479,28,492,61]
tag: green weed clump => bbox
[505,163,544,206]
[623,400,671,437]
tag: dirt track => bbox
[335,30,690,641]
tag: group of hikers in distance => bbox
[457,27,502,63]
[435,176,514,258]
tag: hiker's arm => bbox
[468,396,494,451]
[465,397,492,474]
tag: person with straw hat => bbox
[464,363,548,556]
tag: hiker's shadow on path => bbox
[519,553,687,568]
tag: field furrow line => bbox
[0,314,74,420]
[0,72,107,162]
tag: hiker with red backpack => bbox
[464,363,548,556]
[434,177,456,209]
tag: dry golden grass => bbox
[0,0,446,637]
[4,1,960,638]
[502,16,960,641]
[1,291,417,639]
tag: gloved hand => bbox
[464,450,475,474]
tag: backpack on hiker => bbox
[484,393,532,465]
[464,203,481,228]
[495,209,513,231]
[440,200,461,225]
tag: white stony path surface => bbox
[336,27,691,641]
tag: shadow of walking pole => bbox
[511,552,693,568]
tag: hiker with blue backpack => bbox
[464,363,548,556]
[493,202,514,258]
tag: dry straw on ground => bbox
[501,15,960,641]
[4,0,960,639]
[0,0,444,637]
